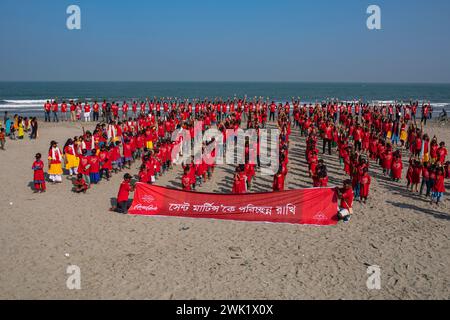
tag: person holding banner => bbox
[337,180,354,223]
[111,173,135,214]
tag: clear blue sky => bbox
[1,0,449,82]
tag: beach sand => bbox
[0,120,448,300]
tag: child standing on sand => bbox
[0,128,5,150]
[431,166,446,206]
[32,153,46,193]
[63,139,79,177]
[17,117,24,140]
[48,141,63,183]
[89,149,101,184]
[359,168,371,203]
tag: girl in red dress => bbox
[32,153,46,193]
[391,153,403,182]
[411,160,422,192]
[272,167,285,192]
[232,166,247,194]
[359,168,371,203]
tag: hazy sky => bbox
[1,0,449,82]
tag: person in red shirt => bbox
[437,142,448,164]
[381,144,393,176]
[44,100,52,122]
[52,100,59,122]
[313,160,328,188]
[132,101,138,118]
[182,167,192,191]
[138,164,150,184]
[77,149,91,186]
[61,101,68,121]
[32,153,46,193]
[99,145,112,181]
[391,153,403,182]
[70,101,77,122]
[122,101,129,120]
[89,150,101,184]
[431,167,446,205]
[111,174,135,214]
[353,124,363,152]
[411,160,422,193]
[322,122,333,155]
[123,138,133,169]
[83,102,91,122]
[73,173,89,194]
[337,180,354,222]
[359,168,371,203]
[232,166,247,194]
[93,101,100,122]
[244,162,256,190]
[419,162,431,197]
[272,167,285,192]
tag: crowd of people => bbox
[22,98,450,219]
[0,111,39,149]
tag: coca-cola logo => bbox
[313,212,327,222]
[132,204,158,212]
[142,195,155,203]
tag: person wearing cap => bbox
[337,179,354,223]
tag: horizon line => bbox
[1,80,450,85]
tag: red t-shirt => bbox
[340,188,354,209]
[117,181,131,202]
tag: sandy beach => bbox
[0,120,448,300]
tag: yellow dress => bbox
[18,124,24,138]
[400,130,407,142]
[65,153,80,169]
[48,162,63,175]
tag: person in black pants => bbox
[45,110,51,122]
[323,138,332,155]
[269,111,275,122]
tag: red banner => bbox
[128,183,339,226]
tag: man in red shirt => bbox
[323,121,333,155]
[122,101,129,120]
[93,101,100,122]
[83,102,91,122]
[70,101,77,122]
[111,173,135,214]
[52,100,59,122]
[60,101,68,121]
[44,100,52,122]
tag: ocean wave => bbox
[2,99,48,104]
[1,99,80,105]
[0,104,43,109]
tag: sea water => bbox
[1,82,449,118]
